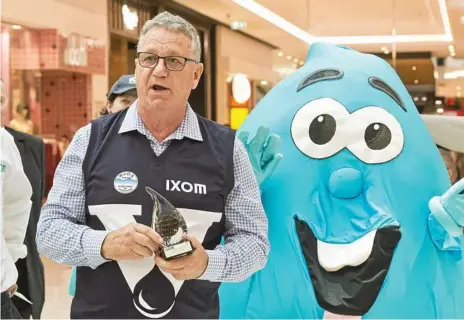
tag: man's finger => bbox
[155,255,188,270]
[131,243,153,258]
[132,232,159,252]
[133,223,163,244]
[182,234,203,249]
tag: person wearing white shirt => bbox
[1,79,32,319]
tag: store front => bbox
[0,21,106,195]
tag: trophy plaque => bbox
[146,187,193,260]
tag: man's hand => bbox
[238,125,283,186]
[101,223,163,261]
[7,284,17,297]
[155,234,208,280]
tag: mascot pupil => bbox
[218,42,464,319]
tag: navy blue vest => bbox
[71,109,235,319]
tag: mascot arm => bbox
[237,126,283,186]
[428,178,464,261]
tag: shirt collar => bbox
[118,100,203,143]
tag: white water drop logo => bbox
[114,171,138,194]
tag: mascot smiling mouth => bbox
[295,218,402,316]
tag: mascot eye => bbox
[347,107,404,164]
[291,98,349,159]
[364,123,392,150]
[309,114,337,145]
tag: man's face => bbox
[107,93,137,113]
[134,27,204,113]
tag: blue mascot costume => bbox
[219,42,464,319]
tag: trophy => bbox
[145,186,193,260]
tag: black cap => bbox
[108,75,136,99]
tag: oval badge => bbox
[114,171,138,194]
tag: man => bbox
[100,74,138,116]
[37,11,270,319]
[1,79,33,319]
[5,126,46,319]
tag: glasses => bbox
[137,52,198,71]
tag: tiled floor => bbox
[41,256,73,319]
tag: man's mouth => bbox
[151,84,169,91]
[295,216,401,316]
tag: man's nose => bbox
[152,59,168,76]
[328,167,363,199]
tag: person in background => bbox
[1,79,33,319]
[439,146,459,184]
[8,103,34,135]
[99,74,137,116]
[37,11,269,319]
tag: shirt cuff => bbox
[197,249,226,282]
[82,229,111,269]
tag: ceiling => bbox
[174,0,464,100]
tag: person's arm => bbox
[198,138,270,282]
[1,129,33,262]
[36,124,110,269]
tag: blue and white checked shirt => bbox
[36,103,270,282]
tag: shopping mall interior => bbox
[1,0,464,319]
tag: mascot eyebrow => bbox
[297,69,407,112]
[368,76,407,112]
[297,68,344,92]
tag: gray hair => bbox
[137,11,201,62]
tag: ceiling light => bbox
[277,51,283,57]
[444,70,464,79]
[232,0,453,44]
[412,66,417,71]
[231,0,315,43]
[230,20,247,30]
[286,55,292,60]
[260,80,269,86]
[12,25,22,30]
[293,58,299,63]
[435,100,443,105]
[413,97,419,102]
[414,79,419,84]
[299,61,304,66]
[437,107,444,113]
[421,96,427,101]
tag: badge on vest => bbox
[114,171,138,194]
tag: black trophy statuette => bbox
[146,186,193,260]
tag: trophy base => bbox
[160,241,194,260]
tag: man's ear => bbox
[192,63,204,90]
[105,100,112,113]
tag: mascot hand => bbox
[238,126,283,186]
[429,178,464,238]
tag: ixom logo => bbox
[166,180,207,195]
